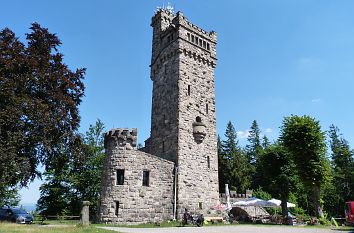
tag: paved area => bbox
[98,225,346,233]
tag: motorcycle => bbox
[182,212,204,227]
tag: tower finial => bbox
[155,2,174,14]
[166,2,174,14]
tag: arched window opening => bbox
[196,116,202,123]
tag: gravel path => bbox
[98,225,340,233]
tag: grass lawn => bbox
[0,222,116,233]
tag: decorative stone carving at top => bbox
[104,128,137,150]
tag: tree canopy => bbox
[0,23,85,191]
[37,119,105,219]
[219,121,252,193]
[280,115,329,217]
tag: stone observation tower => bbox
[99,7,219,224]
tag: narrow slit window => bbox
[203,41,206,48]
[206,103,209,114]
[116,169,125,185]
[199,39,202,46]
[195,36,199,44]
[207,156,210,168]
[191,35,194,43]
[143,171,150,186]
[115,201,119,216]
[198,202,203,210]
[162,141,165,152]
[207,43,210,50]
[188,85,191,96]
[187,33,190,41]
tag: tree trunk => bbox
[281,198,288,224]
[310,185,324,218]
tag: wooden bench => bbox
[205,216,223,223]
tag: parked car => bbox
[0,206,33,224]
[345,201,354,225]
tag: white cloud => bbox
[265,128,273,133]
[311,98,321,103]
[237,130,250,139]
[297,57,321,71]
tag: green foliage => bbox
[256,144,298,216]
[0,24,85,189]
[246,120,262,164]
[219,121,252,193]
[218,116,353,219]
[217,135,227,193]
[280,115,329,217]
[0,184,20,206]
[36,170,71,216]
[37,119,105,219]
[252,187,272,200]
[261,135,270,149]
[288,192,306,216]
[323,125,354,217]
[69,119,105,219]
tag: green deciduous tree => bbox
[37,120,105,219]
[69,119,105,219]
[0,24,85,191]
[257,143,297,218]
[0,185,20,207]
[280,115,329,217]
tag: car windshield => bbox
[12,209,27,214]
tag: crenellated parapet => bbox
[104,128,137,150]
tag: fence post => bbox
[81,201,90,226]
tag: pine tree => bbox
[246,120,262,164]
[221,121,251,193]
[262,135,270,149]
[326,124,354,216]
[217,135,227,193]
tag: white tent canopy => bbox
[232,198,278,207]
[268,198,296,208]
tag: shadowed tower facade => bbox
[145,9,219,215]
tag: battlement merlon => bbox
[104,128,137,150]
[151,10,217,43]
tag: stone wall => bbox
[100,128,175,224]
[175,13,219,215]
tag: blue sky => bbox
[1,0,354,204]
